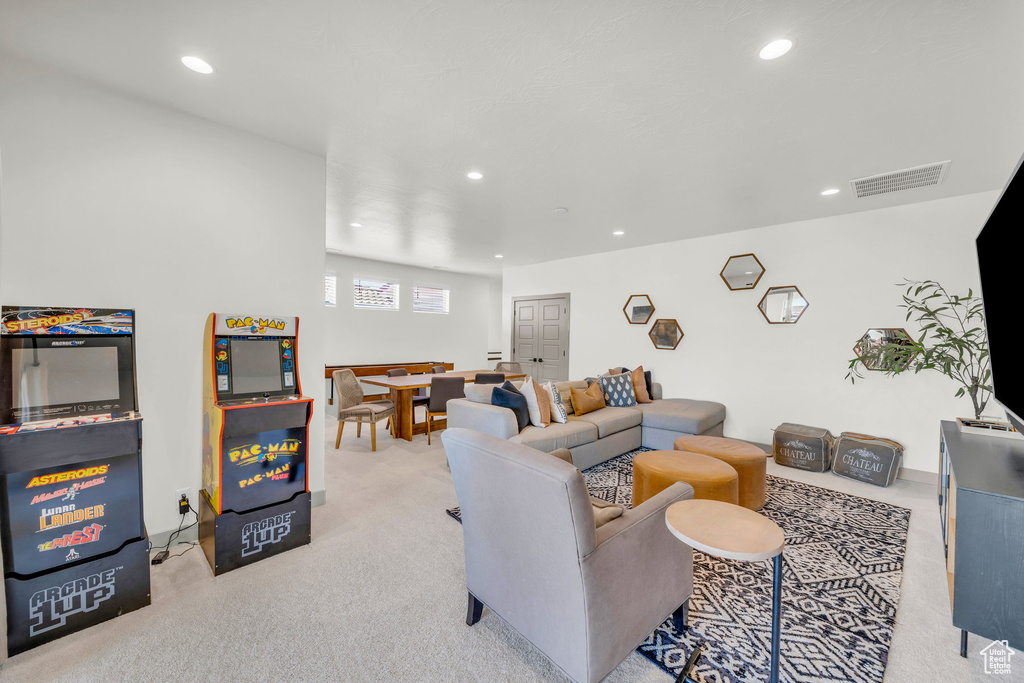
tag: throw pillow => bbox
[532,379,551,426]
[492,385,530,432]
[631,366,652,403]
[545,381,569,423]
[464,384,495,404]
[645,370,654,400]
[598,373,636,407]
[553,380,586,415]
[570,381,606,416]
[518,376,548,428]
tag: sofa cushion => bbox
[598,373,636,407]
[492,385,530,432]
[636,399,726,435]
[571,381,606,416]
[545,381,569,423]
[510,418,598,452]
[553,380,588,414]
[464,384,495,404]
[575,406,643,438]
[631,366,652,403]
[519,377,549,428]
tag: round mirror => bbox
[853,328,918,371]
[623,295,655,325]
[757,286,809,324]
[649,318,683,350]
[720,254,765,290]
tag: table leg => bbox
[390,388,414,441]
[770,552,783,683]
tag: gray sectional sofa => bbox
[447,380,725,470]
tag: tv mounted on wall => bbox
[976,152,1024,432]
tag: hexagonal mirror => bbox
[757,286,809,324]
[649,318,683,350]
[853,328,919,371]
[720,254,765,290]
[623,295,655,325]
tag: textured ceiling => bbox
[2,0,1023,275]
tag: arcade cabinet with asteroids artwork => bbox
[200,313,312,576]
[0,306,150,659]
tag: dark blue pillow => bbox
[492,385,530,432]
[645,370,654,400]
[500,380,522,395]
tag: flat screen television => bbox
[976,152,1024,432]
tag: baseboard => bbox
[898,467,938,485]
[149,488,326,551]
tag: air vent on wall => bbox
[850,160,950,198]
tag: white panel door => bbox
[512,296,568,383]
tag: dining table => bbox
[362,370,526,442]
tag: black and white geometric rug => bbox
[447,447,911,682]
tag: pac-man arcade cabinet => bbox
[200,313,312,576]
[0,306,150,658]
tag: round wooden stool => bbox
[665,499,786,683]
[632,450,738,507]
[674,435,767,511]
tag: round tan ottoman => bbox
[632,450,739,507]
[673,435,767,510]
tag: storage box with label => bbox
[772,423,835,472]
[832,432,903,486]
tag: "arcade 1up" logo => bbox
[241,511,294,557]
[28,569,117,636]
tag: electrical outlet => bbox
[175,488,191,513]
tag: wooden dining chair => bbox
[426,376,466,445]
[474,372,505,384]
[333,369,395,452]
[494,362,522,373]
[387,368,430,417]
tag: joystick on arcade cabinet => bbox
[0,306,150,659]
[199,313,313,576]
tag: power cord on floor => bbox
[151,502,198,565]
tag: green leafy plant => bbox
[847,279,991,419]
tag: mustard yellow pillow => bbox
[632,366,652,403]
[571,381,606,416]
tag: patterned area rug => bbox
[446,448,910,682]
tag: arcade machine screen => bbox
[229,339,284,395]
[11,346,120,411]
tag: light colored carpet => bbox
[1,416,1021,682]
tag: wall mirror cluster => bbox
[757,286,809,324]
[623,295,655,324]
[853,328,918,370]
[720,254,765,291]
[649,319,683,350]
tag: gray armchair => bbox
[442,428,694,683]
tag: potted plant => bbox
[847,279,991,420]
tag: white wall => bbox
[323,253,501,399]
[0,56,326,535]
[503,192,999,473]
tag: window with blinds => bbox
[325,274,337,307]
[413,285,450,314]
[353,278,399,310]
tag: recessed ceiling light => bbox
[350,222,363,227]
[759,39,793,60]
[820,188,840,196]
[181,56,214,74]
[494,254,504,259]
[553,207,569,214]
[613,231,625,236]
[467,171,483,180]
